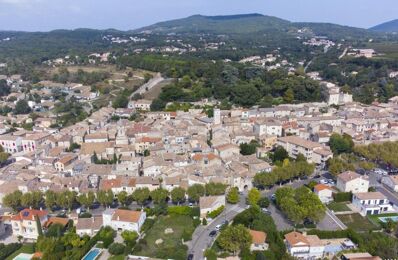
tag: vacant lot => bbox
[337,213,379,232]
[327,202,351,212]
[134,215,195,260]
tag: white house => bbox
[102,209,146,233]
[249,230,268,252]
[11,208,48,240]
[314,184,333,204]
[336,171,369,193]
[253,120,282,137]
[199,195,226,218]
[352,192,393,216]
[381,175,398,192]
[284,231,325,259]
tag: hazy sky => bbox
[0,0,397,31]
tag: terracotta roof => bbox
[284,231,309,247]
[314,184,332,192]
[111,209,143,223]
[80,141,114,155]
[11,208,48,221]
[76,216,103,230]
[249,229,267,244]
[44,217,69,228]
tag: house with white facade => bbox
[199,195,226,218]
[381,175,398,192]
[314,184,333,203]
[11,208,48,240]
[352,192,393,216]
[284,231,325,259]
[249,230,268,252]
[336,171,369,193]
[102,209,146,233]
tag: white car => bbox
[215,224,222,231]
[319,179,328,184]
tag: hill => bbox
[135,13,292,34]
[371,19,398,32]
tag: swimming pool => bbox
[379,216,398,223]
[82,248,101,260]
[13,253,33,260]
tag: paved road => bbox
[188,196,246,260]
[130,73,164,97]
[318,209,347,230]
[377,185,398,206]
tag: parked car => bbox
[209,230,217,237]
[261,208,271,215]
[187,254,194,260]
[271,194,276,201]
[215,224,222,231]
[319,179,328,184]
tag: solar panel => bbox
[22,211,30,217]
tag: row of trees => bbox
[253,159,315,188]
[2,182,227,211]
[354,141,398,168]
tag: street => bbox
[188,195,246,260]
[130,72,164,97]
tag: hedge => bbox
[207,205,225,219]
[333,192,352,202]
[0,243,22,259]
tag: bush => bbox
[202,218,207,225]
[182,229,193,242]
[141,218,155,233]
[193,218,201,228]
[108,243,126,255]
[207,205,225,219]
[0,243,22,259]
[333,192,352,202]
[79,212,92,218]
[258,197,270,208]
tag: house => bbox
[21,132,50,153]
[54,154,78,172]
[76,216,103,237]
[0,135,23,153]
[284,231,325,259]
[253,120,282,137]
[129,99,151,111]
[84,132,109,143]
[352,192,393,216]
[11,208,48,240]
[214,144,240,160]
[249,230,268,252]
[341,252,382,260]
[381,175,398,192]
[314,184,333,204]
[336,171,369,193]
[199,195,225,218]
[277,136,333,165]
[44,217,70,230]
[102,209,146,233]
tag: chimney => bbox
[117,215,120,221]
[40,207,42,211]
[92,217,95,223]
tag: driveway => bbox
[317,209,346,230]
[188,197,246,260]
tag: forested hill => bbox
[371,19,398,32]
[135,13,378,39]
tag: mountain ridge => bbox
[371,19,398,32]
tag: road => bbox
[130,73,164,97]
[188,195,246,260]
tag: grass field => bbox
[327,202,351,212]
[6,244,35,260]
[367,42,398,59]
[133,215,195,260]
[337,213,379,232]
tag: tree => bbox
[3,190,22,211]
[258,197,270,208]
[247,188,261,206]
[121,230,138,245]
[97,190,114,207]
[150,188,169,204]
[57,190,76,211]
[44,190,58,211]
[226,187,240,204]
[187,184,205,202]
[170,187,186,204]
[117,191,130,206]
[132,188,150,206]
[77,191,95,210]
[240,141,258,156]
[112,94,129,109]
[108,243,126,255]
[283,88,294,103]
[217,224,252,255]
[271,146,289,163]
[205,182,227,196]
[14,99,31,114]
[329,133,354,155]
[0,79,11,96]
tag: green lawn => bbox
[327,202,351,212]
[368,213,398,225]
[6,244,35,260]
[133,215,195,260]
[337,213,379,232]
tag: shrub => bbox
[0,243,22,259]
[141,218,155,233]
[207,205,225,219]
[182,229,193,242]
[333,192,352,202]
[258,197,270,208]
[108,243,126,255]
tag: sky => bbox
[0,0,397,31]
